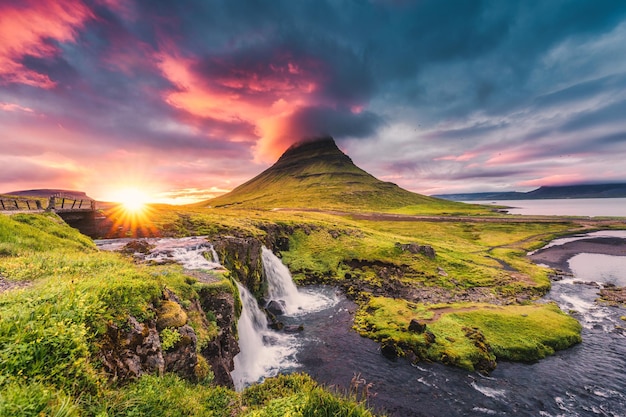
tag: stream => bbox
[96,232,626,417]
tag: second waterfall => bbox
[230,246,337,390]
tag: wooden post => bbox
[26,201,32,210]
[47,196,55,211]
[71,199,77,209]
[61,198,65,208]
[1,200,5,210]
[14,200,19,209]
[36,200,42,210]
[78,200,83,208]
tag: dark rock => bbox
[283,324,304,333]
[213,236,264,296]
[100,316,164,381]
[164,325,198,380]
[408,319,427,333]
[197,287,239,388]
[395,242,436,258]
[270,321,284,331]
[266,299,286,316]
[380,341,400,360]
[424,331,436,344]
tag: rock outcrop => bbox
[99,284,240,388]
[214,236,265,297]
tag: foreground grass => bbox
[0,213,379,416]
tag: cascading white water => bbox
[262,246,337,315]
[210,246,220,264]
[231,282,297,391]
[142,237,222,270]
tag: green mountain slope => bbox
[203,137,479,214]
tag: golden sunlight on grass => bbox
[104,187,158,237]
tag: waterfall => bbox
[231,282,297,391]
[143,238,222,270]
[210,245,220,264]
[262,246,337,315]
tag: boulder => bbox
[395,242,436,258]
[164,325,198,380]
[266,299,286,316]
[157,300,188,330]
[100,316,164,381]
[408,319,427,333]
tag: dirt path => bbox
[0,276,31,294]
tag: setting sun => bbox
[113,188,151,213]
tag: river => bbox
[96,231,626,416]
[467,197,626,217]
[282,232,626,416]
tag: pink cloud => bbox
[0,102,34,113]
[518,174,587,187]
[155,46,334,161]
[0,0,93,88]
[434,151,479,162]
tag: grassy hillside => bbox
[202,137,489,215]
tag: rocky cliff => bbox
[100,285,239,388]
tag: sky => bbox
[1,0,626,204]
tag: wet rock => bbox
[598,286,626,305]
[118,239,155,255]
[283,324,304,333]
[266,299,286,316]
[381,341,400,360]
[197,287,239,388]
[408,319,427,333]
[214,236,264,296]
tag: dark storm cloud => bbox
[286,106,384,141]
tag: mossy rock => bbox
[157,301,188,330]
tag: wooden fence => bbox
[0,195,95,212]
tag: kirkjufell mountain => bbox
[203,137,470,213]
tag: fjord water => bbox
[469,197,626,217]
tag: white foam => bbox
[471,381,507,399]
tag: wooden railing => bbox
[0,195,96,212]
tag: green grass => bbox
[354,296,582,371]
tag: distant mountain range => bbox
[434,183,626,201]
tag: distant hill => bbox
[3,189,93,200]
[435,183,626,201]
[201,137,472,213]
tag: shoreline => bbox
[528,236,626,273]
